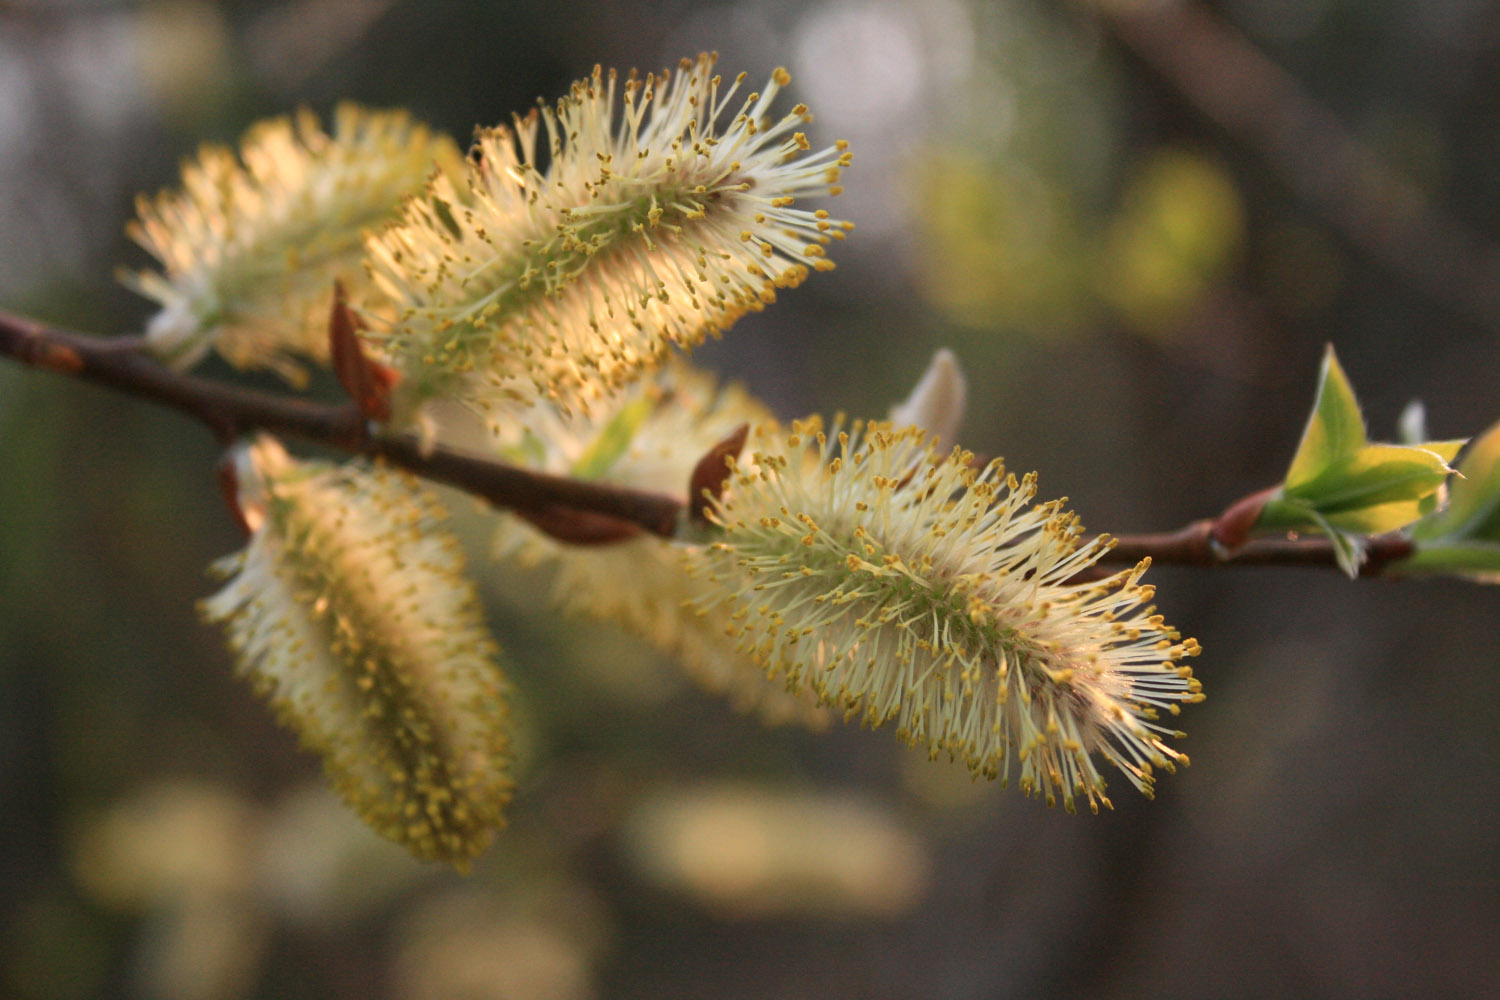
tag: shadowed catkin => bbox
[124,104,460,381]
[200,437,512,865]
[492,364,827,726]
[365,53,852,414]
[686,419,1203,813]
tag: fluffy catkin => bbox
[687,419,1203,813]
[365,54,852,414]
[201,437,513,864]
[125,104,460,381]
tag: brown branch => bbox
[1093,0,1500,331]
[0,309,683,537]
[1095,519,1413,577]
[0,307,1418,572]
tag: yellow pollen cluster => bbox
[364,53,853,415]
[686,419,1203,813]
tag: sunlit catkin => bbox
[201,437,512,864]
[124,105,460,382]
[365,53,852,413]
[686,419,1204,813]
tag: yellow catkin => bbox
[685,419,1202,814]
[365,54,852,416]
[125,104,461,382]
[201,437,513,865]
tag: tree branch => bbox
[0,307,1414,572]
[1102,519,1412,576]
[1091,0,1500,331]
[0,309,683,538]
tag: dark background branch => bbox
[1093,0,1500,331]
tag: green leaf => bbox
[1254,497,1321,532]
[1255,498,1368,575]
[1284,345,1366,490]
[1388,420,1500,580]
[1396,540,1500,582]
[570,393,656,480]
[1257,347,1458,543]
[1420,439,1467,463]
[1282,444,1455,533]
[1411,419,1500,543]
[1305,507,1366,579]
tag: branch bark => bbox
[0,307,1412,573]
[1092,0,1500,331]
[1104,519,1412,577]
[0,309,683,538]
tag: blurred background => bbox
[3,0,1499,997]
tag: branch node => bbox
[1211,485,1279,552]
[33,340,85,374]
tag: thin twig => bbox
[0,307,1410,572]
[0,309,684,537]
[1093,0,1500,330]
[1099,519,1412,576]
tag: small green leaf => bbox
[1282,444,1455,533]
[1255,497,1371,574]
[1421,439,1467,463]
[1397,541,1500,582]
[1254,497,1321,532]
[1411,419,1500,543]
[1285,345,1366,490]
[1258,347,1458,543]
[1304,507,1366,579]
[1389,420,1500,580]
[571,394,656,479]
